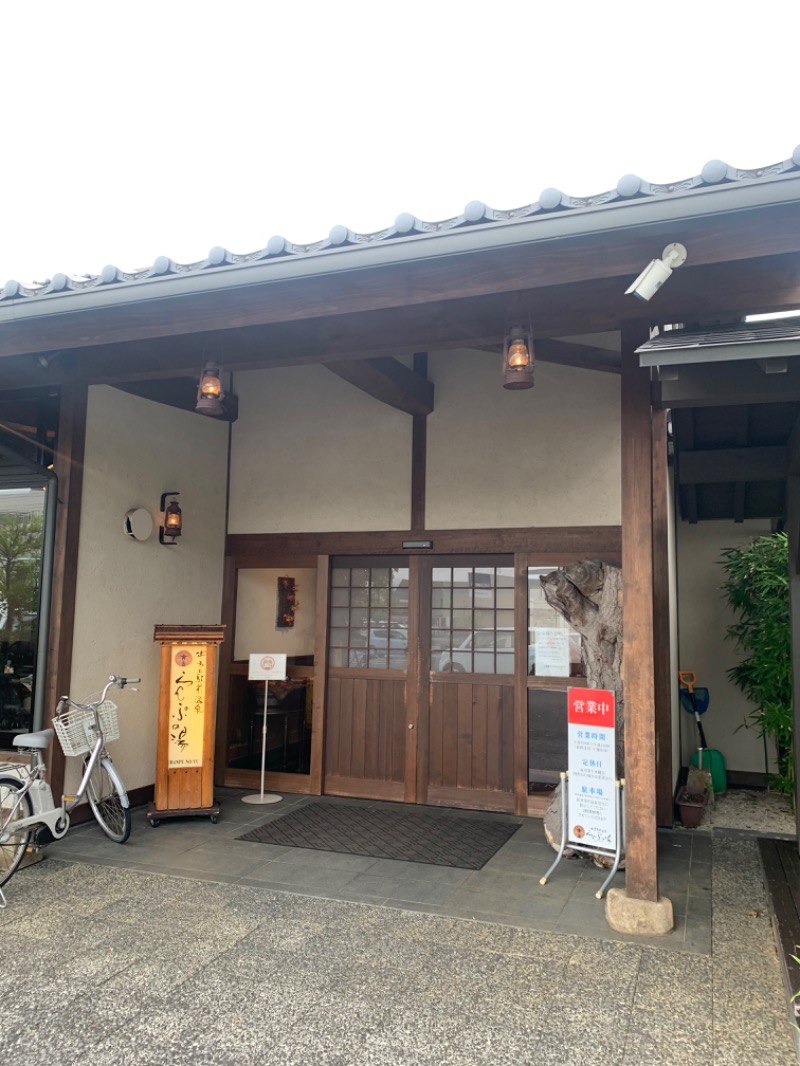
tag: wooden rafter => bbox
[323,356,433,416]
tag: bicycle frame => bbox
[0,731,122,844]
[0,675,135,846]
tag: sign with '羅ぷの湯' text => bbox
[567,687,616,851]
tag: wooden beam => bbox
[112,377,239,421]
[44,379,88,799]
[411,353,428,529]
[652,409,673,826]
[621,321,659,902]
[324,355,434,416]
[0,203,799,366]
[1,250,799,396]
[679,446,787,485]
[535,338,621,374]
[226,526,623,566]
[732,407,750,523]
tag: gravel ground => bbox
[695,788,795,836]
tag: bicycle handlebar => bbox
[57,674,142,711]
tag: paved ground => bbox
[0,791,796,1065]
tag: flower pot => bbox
[675,787,709,828]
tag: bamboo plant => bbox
[719,532,793,798]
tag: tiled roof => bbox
[3,147,799,302]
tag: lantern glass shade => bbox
[199,364,223,399]
[164,501,182,534]
[159,492,182,544]
[502,325,535,390]
[195,362,226,416]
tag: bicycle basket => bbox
[53,700,120,757]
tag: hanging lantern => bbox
[502,325,535,390]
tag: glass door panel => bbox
[225,566,317,777]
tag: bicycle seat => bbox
[13,728,54,750]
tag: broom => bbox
[678,670,714,798]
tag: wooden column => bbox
[621,323,659,902]
[45,378,88,797]
[652,408,674,826]
[513,552,530,816]
[308,555,330,794]
[410,352,428,531]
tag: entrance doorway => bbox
[323,556,517,811]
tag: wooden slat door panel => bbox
[427,678,515,811]
[324,675,406,801]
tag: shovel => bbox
[678,670,714,798]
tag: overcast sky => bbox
[1,2,797,284]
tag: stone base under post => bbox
[605,887,674,936]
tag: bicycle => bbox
[0,674,140,901]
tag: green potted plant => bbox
[719,532,793,800]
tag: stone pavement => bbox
[0,793,796,1065]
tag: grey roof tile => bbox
[2,147,799,302]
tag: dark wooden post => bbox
[410,352,428,532]
[45,378,88,797]
[621,323,659,902]
[652,408,674,826]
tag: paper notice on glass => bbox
[534,628,570,677]
[567,687,617,851]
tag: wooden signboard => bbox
[147,624,226,827]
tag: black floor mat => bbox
[238,801,520,869]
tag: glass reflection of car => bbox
[438,629,582,675]
[437,629,534,674]
[349,627,408,668]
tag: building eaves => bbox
[638,319,800,368]
[2,147,799,317]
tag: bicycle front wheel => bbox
[85,757,131,843]
[0,776,34,887]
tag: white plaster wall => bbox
[677,519,777,775]
[228,366,412,533]
[67,386,228,794]
[235,568,317,661]
[426,350,621,529]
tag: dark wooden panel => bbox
[429,679,514,794]
[324,775,405,802]
[652,409,674,827]
[45,381,87,799]
[324,356,433,416]
[426,785,514,813]
[472,685,489,792]
[621,322,659,902]
[323,675,406,794]
[3,201,799,366]
[228,527,622,563]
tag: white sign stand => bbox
[539,686,625,899]
[242,653,288,806]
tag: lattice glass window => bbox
[432,565,515,674]
[328,565,409,669]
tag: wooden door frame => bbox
[218,528,623,807]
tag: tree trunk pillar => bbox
[620,322,659,903]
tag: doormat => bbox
[238,801,521,869]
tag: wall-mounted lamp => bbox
[195,362,226,417]
[625,242,688,301]
[502,324,535,390]
[159,492,182,546]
